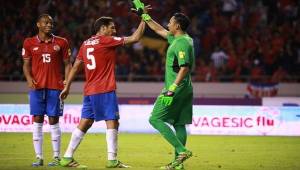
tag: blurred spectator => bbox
[210,46,229,69]
[0,0,299,82]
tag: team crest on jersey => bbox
[179,51,185,59]
[53,45,60,51]
[33,47,39,51]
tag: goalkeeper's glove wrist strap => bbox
[142,14,151,22]
[168,83,178,92]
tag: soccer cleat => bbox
[106,160,131,168]
[48,157,60,166]
[32,157,44,167]
[160,162,185,170]
[60,157,87,169]
[160,150,192,170]
[176,150,192,163]
[159,162,177,170]
[175,163,184,170]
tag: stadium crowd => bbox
[1,0,299,82]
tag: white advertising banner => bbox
[262,97,300,106]
[0,104,299,136]
[0,104,155,133]
[190,106,300,136]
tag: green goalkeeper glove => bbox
[160,83,178,106]
[131,0,152,22]
[132,0,145,16]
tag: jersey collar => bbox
[36,34,54,43]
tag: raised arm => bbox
[123,20,146,45]
[141,5,168,39]
[145,19,168,39]
[131,1,168,39]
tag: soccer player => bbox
[133,1,194,169]
[22,14,72,167]
[59,17,145,168]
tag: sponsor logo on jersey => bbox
[113,36,122,41]
[53,45,60,51]
[22,48,25,56]
[179,51,185,59]
[33,47,39,51]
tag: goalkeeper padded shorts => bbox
[150,86,193,125]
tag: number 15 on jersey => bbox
[42,53,51,63]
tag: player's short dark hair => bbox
[37,14,52,22]
[173,13,190,32]
[93,16,113,34]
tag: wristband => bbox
[142,14,151,22]
[168,83,178,92]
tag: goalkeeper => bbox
[132,1,194,169]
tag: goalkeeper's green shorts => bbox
[150,86,193,125]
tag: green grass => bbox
[0,133,299,170]
[1,94,300,169]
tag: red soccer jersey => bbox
[77,35,124,95]
[22,35,71,90]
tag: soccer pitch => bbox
[0,133,299,170]
[0,94,300,170]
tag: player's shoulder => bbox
[84,35,122,46]
[23,36,37,45]
[177,35,192,42]
[83,35,100,46]
[100,35,122,42]
[53,35,69,44]
[176,35,193,46]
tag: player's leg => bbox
[60,118,93,168]
[173,125,187,170]
[170,91,193,169]
[151,116,191,170]
[174,125,187,158]
[63,118,93,158]
[46,89,63,166]
[151,94,192,169]
[149,96,187,155]
[32,115,45,166]
[149,116,186,153]
[90,91,129,168]
[106,120,119,162]
[60,96,94,168]
[48,116,61,166]
[105,120,129,168]
[30,89,46,167]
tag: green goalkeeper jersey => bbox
[165,33,195,89]
[150,33,194,125]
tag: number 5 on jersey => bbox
[87,48,96,70]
